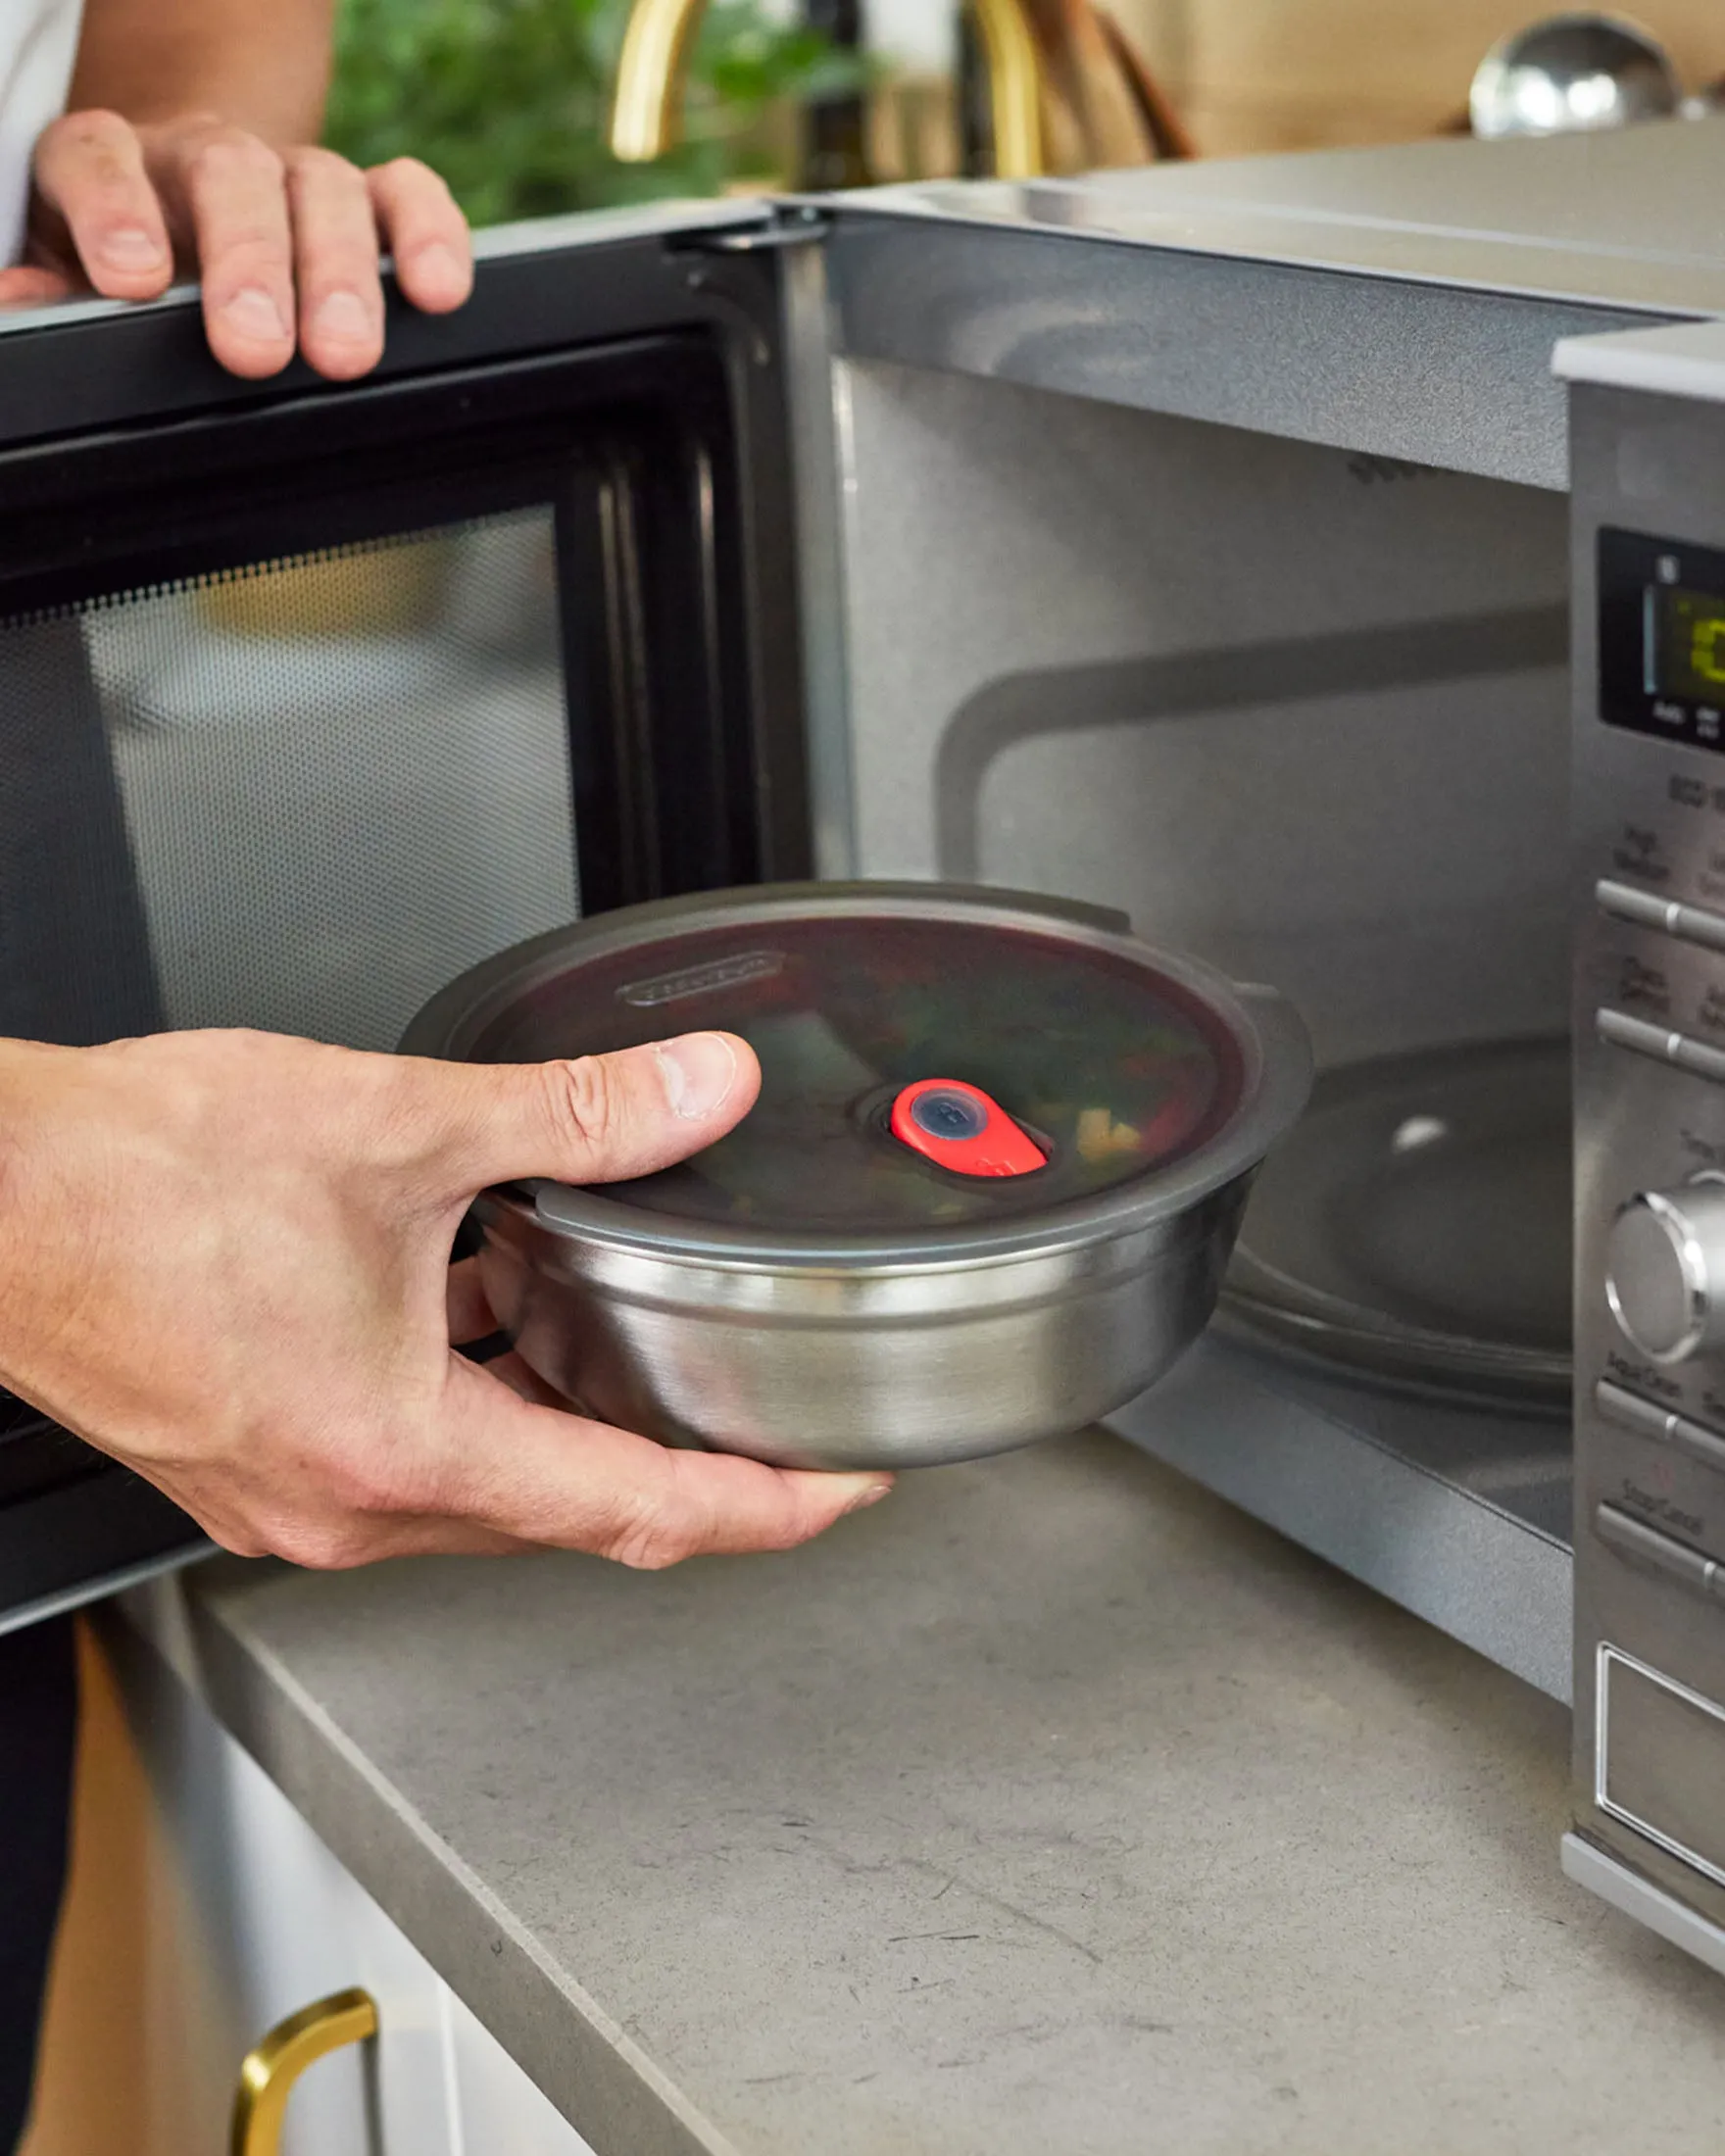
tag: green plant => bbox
[324,0,865,226]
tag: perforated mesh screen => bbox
[0,508,578,1051]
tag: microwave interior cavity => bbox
[831,359,1577,1692]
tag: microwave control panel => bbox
[1574,382,1725,1947]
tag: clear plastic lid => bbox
[466,904,1247,1235]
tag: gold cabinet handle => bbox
[612,0,1046,177]
[230,1987,379,2156]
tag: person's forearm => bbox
[67,0,336,146]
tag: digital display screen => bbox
[1601,529,1725,755]
[1653,584,1725,706]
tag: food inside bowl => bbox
[468,910,1242,1233]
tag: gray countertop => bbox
[140,1432,1725,2155]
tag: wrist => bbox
[0,1037,103,1250]
[0,1038,83,1400]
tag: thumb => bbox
[410,1031,761,1201]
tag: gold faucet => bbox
[611,0,1046,179]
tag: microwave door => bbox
[0,200,816,1629]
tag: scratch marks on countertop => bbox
[752,1812,1109,1971]
[903,1858,1105,1966]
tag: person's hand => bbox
[0,1028,891,1571]
[0,111,471,380]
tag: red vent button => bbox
[890,1080,1047,1179]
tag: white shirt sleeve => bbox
[0,0,86,268]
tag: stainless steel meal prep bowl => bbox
[471,1182,1254,1471]
[402,883,1311,1471]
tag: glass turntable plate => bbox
[1220,1037,1572,1410]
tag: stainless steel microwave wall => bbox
[7,117,1725,1972]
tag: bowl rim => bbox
[400,880,1313,1269]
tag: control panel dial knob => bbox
[1606,1180,1725,1365]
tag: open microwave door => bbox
[0,197,831,1629]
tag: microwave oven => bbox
[5,115,1725,1975]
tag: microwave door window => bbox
[0,614,164,1046]
[2,507,579,1053]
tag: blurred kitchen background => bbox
[322,0,1725,223]
[1103,0,1725,154]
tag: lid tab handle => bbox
[890,1080,1048,1179]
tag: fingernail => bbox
[843,1481,894,1516]
[221,285,287,340]
[411,240,467,289]
[655,1033,738,1121]
[100,225,164,270]
[314,290,372,340]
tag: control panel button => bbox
[1597,1008,1684,1065]
[1596,1378,1681,1443]
[1672,1035,1725,1084]
[1598,879,1683,935]
[1674,902,1725,958]
[1606,1181,1725,1364]
[1597,1008,1725,1083]
[1596,875,1725,953]
[1595,1502,1719,1596]
[1596,1379,1725,1476]
[1599,878,1725,959]
[1684,1414,1725,1481]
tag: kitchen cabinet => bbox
[103,1623,596,2156]
[183,1711,453,2155]
[445,1986,607,2156]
